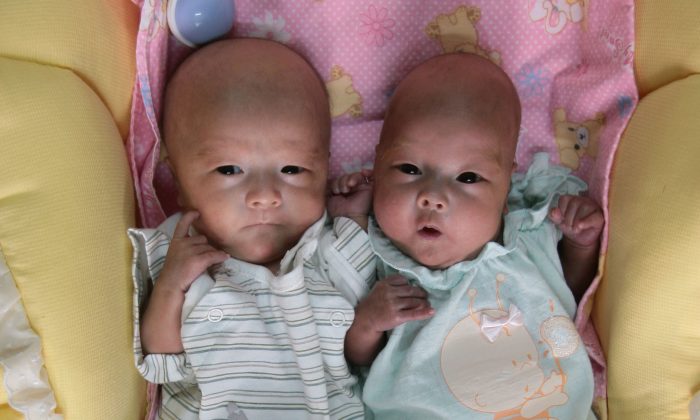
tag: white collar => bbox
[368,217,512,291]
[211,213,328,291]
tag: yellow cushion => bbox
[593,75,700,419]
[0,0,139,139]
[635,1,700,97]
[0,57,145,418]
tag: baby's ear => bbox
[160,141,174,174]
[161,154,185,207]
[159,141,169,163]
[167,170,185,207]
[374,142,383,159]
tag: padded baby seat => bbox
[0,0,698,419]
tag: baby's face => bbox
[168,106,328,269]
[373,113,514,269]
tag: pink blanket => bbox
[128,0,637,410]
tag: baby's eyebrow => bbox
[191,139,233,158]
[194,147,218,158]
[458,156,504,174]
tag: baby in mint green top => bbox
[340,53,603,419]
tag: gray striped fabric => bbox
[129,214,375,419]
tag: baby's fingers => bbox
[550,195,576,224]
[359,168,374,179]
[190,243,226,257]
[548,207,564,225]
[200,249,230,266]
[174,211,199,238]
[398,306,435,323]
[573,208,604,232]
[393,284,428,299]
[384,275,411,287]
[328,177,343,195]
[329,174,352,194]
[395,297,432,311]
[186,234,209,245]
[330,171,373,195]
[552,195,590,230]
[342,172,367,193]
[188,248,229,275]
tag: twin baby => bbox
[131,38,603,419]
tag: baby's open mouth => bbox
[418,226,442,238]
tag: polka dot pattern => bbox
[127,1,637,404]
[131,0,636,234]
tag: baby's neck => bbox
[263,259,282,276]
[494,220,505,246]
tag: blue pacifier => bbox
[167,0,235,47]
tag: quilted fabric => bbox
[0,57,145,419]
[594,75,700,419]
[634,1,700,97]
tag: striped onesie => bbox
[129,213,375,419]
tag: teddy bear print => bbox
[553,108,605,170]
[529,0,588,35]
[425,5,500,64]
[325,65,363,118]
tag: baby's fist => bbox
[327,169,373,219]
[549,195,604,248]
[158,211,229,293]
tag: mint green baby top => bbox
[363,153,595,419]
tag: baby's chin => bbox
[230,246,285,265]
[402,244,483,270]
[398,245,453,270]
[224,236,298,270]
[415,255,457,270]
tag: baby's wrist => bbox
[336,213,368,219]
[154,279,188,296]
[340,214,369,231]
[562,236,599,252]
[350,311,378,334]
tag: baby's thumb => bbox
[406,306,435,322]
[548,207,563,224]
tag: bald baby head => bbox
[163,38,330,158]
[160,39,332,267]
[379,53,521,167]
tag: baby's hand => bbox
[548,195,604,249]
[327,169,373,219]
[157,211,229,294]
[354,275,434,334]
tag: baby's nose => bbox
[246,184,281,209]
[419,198,444,210]
[248,194,281,209]
[417,190,446,211]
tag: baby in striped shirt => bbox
[130,38,375,419]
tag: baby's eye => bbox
[457,172,482,184]
[398,164,421,175]
[216,165,242,175]
[281,165,304,175]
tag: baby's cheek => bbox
[194,214,229,246]
[373,203,396,233]
[300,197,325,225]
[375,187,403,216]
[295,184,325,212]
[375,211,408,247]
